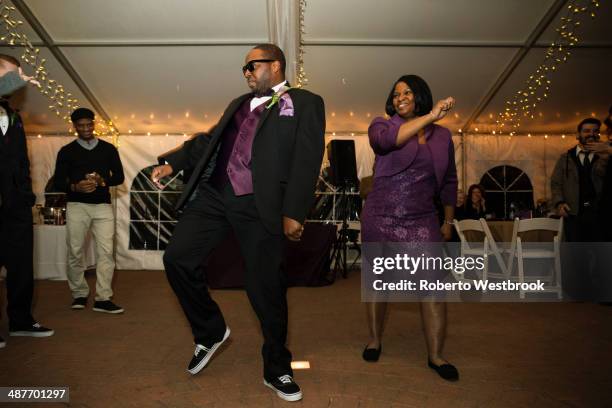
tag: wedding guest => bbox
[553,118,609,300]
[360,74,459,381]
[150,44,325,401]
[457,184,487,220]
[0,54,54,348]
[53,108,125,313]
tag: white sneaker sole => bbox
[71,304,85,310]
[92,307,124,314]
[263,380,303,402]
[187,327,230,375]
[9,330,55,338]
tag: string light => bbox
[495,0,599,134]
[0,1,119,144]
[295,0,308,87]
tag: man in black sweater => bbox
[0,54,54,348]
[53,108,125,313]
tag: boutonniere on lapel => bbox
[9,110,19,127]
[266,85,294,117]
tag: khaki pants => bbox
[66,202,115,301]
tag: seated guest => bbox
[457,184,487,220]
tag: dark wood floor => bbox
[1,270,611,407]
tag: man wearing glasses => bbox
[551,118,609,299]
[151,44,325,402]
[552,118,607,239]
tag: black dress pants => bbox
[0,204,35,328]
[562,210,604,300]
[163,182,292,380]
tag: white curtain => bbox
[463,134,576,202]
[27,136,77,204]
[113,135,188,270]
[266,0,300,85]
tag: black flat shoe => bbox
[428,360,459,381]
[362,345,382,362]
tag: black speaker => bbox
[327,140,358,187]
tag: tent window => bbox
[479,165,534,219]
[129,165,183,250]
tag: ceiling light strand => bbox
[494,0,599,135]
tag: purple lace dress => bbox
[361,143,441,243]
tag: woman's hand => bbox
[430,97,455,121]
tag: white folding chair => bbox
[453,219,490,284]
[478,218,511,278]
[507,217,564,299]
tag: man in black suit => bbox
[151,44,325,402]
[0,54,54,349]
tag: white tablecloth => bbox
[33,225,96,280]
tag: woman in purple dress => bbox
[361,74,459,381]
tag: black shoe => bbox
[0,335,5,348]
[9,322,55,337]
[362,345,382,362]
[428,360,459,381]
[264,375,303,402]
[93,300,124,314]
[187,327,230,375]
[71,297,87,310]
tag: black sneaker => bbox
[187,327,230,375]
[71,297,87,309]
[93,300,124,314]
[0,335,5,348]
[264,375,303,402]
[9,322,55,337]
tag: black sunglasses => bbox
[242,59,275,73]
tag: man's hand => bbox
[283,216,304,242]
[440,223,452,241]
[87,172,106,187]
[430,97,455,121]
[151,164,174,189]
[584,141,612,157]
[74,179,97,193]
[557,203,570,217]
[18,67,40,87]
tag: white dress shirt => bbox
[575,145,594,165]
[0,105,9,136]
[250,80,287,111]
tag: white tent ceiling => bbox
[0,0,610,136]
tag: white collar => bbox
[250,80,288,111]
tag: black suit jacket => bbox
[0,104,36,210]
[161,88,326,233]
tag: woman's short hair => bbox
[385,74,433,117]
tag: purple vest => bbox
[210,98,265,195]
